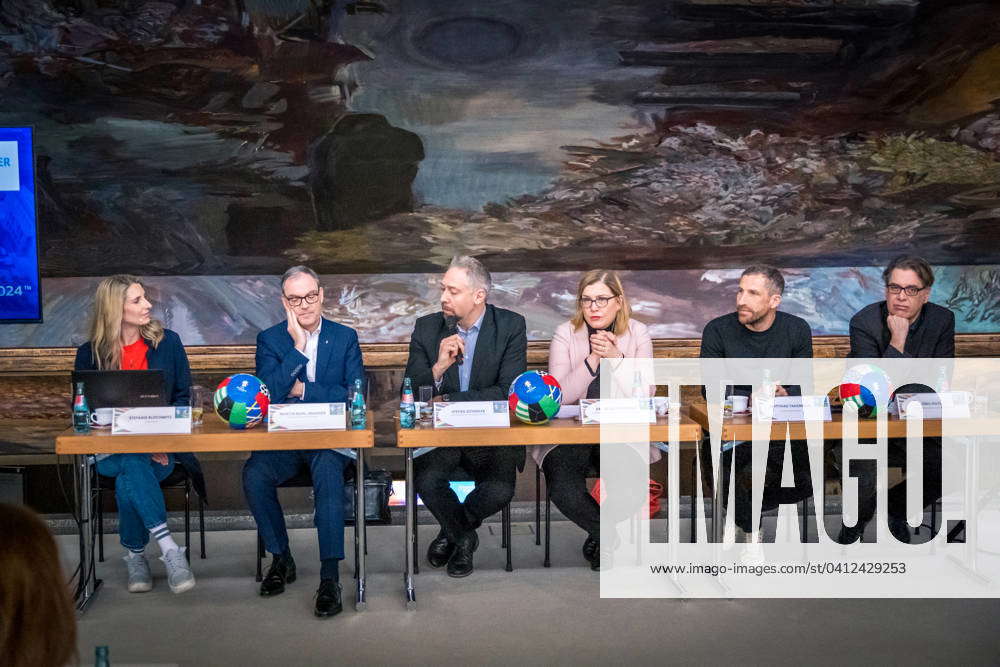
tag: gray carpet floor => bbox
[59,522,1000,666]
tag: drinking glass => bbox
[419,385,434,420]
[190,385,206,426]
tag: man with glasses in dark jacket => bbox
[842,255,955,544]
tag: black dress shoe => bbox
[588,539,601,571]
[888,517,912,544]
[260,554,296,596]
[314,579,343,618]
[582,535,598,562]
[836,523,865,545]
[447,530,479,578]
[427,530,455,569]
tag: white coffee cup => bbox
[728,395,749,414]
[90,407,114,427]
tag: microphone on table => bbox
[444,315,464,366]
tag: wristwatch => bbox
[442,393,451,402]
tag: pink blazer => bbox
[531,319,660,467]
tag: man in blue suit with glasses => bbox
[243,265,365,618]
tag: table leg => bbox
[404,448,416,610]
[947,435,991,586]
[74,454,102,613]
[355,448,367,611]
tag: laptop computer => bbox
[71,370,168,410]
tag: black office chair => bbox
[96,463,206,562]
[412,467,513,574]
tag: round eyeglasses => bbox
[580,296,616,309]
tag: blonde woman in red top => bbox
[74,275,198,595]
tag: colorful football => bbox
[508,370,563,425]
[214,373,270,429]
[839,363,891,419]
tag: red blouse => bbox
[121,338,149,371]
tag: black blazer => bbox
[848,301,955,358]
[403,304,528,467]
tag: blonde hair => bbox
[570,270,631,336]
[87,274,164,370]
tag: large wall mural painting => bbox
[1,0,998,346]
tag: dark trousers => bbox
[414,446,517,542]
[715,440,814,533]
[242,449,348,560]
[542,445,599,540]
[856,437,942,525]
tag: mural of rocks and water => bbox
[1,0,999,345]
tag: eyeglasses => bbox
[885,284,926,297]
[284,291,320,307]
[580,296,616,309]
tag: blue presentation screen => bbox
[0,127,42,323]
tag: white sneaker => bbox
[160,547,196,594]
[123,552,152,593]
[738,528,766,566]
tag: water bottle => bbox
[350,379,366,430]
[73,382,91,434]
[935,365,950,394]
[631,370,645,399]
[400,377,416,429]
[95,646,110,666]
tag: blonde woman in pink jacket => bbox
[531,270,653,570]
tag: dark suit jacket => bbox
[256,317,365,404]
[848,301,955,358]
[75,328,205,501]
[403,304,528,467]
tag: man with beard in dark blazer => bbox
[403,256,527,577]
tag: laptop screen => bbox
[71,370,168,410]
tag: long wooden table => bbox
[688,403,1000,441]
[55,415,374,613]
[394,413,702,609]
[687,402,1000,562]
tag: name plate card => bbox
[112,407,191,435]
[756,395,832,422]
[268,403,346,431]
[896,392,971,420]
[433,401,510,429]
[579,399,655,425]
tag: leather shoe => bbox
[836,523,865,545]
[582,535,598,563]
[260,554,296,596]
[314,579,343,618]
[888,516,912,544]
[427,530,455,568]
[588,539,601,571]
[447,530,479,578]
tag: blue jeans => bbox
[96,454,175,551]
[242,450,348,561]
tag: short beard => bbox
[741,310,768,328]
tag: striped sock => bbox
[150,523,179,555]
